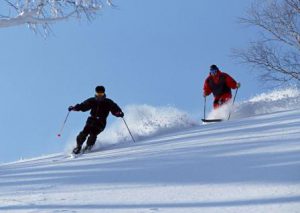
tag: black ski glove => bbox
[115,111,124,118]
[68,106,75,111]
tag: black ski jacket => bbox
[73,95,123,128]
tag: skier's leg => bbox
[76,125,90,147]
[86,128,103,147]
[218,93,232,106]
[73,126,90,154]
[213,99,220,109]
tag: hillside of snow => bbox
[1,87,300,213]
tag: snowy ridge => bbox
[233,86,300,119]
[208,86,300,120]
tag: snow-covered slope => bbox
[1,88,300,213]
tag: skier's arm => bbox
[203,78,212,96]
[109,100,124,117]
[224,73,238,89]
[72,98,94,112]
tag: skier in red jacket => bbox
[203,65,240,109]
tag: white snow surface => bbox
[1,87,300,212]
[207,86,300,120]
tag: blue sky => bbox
[0,0,261,162]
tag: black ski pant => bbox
[76,117,105,147]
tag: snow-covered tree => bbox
[234,0,300,85]
[0,0,113,35]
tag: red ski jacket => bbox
[203,70,238,108]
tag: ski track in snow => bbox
[1,88,300,212]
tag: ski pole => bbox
[227,88,239,120]
[203,96,207,120]
[122,117,136,143]
[57,111,71,137]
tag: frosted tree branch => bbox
[0,0,112,34]
[234,0,300,85]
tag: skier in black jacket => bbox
[68,86,124,154]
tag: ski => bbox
[69,148,93,159]
[69,153,82,159]
[201,119,223,123]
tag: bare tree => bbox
[234,0,300,85]
[0,0,114,35]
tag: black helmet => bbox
[95,86,105,93]
[210,64,219,71]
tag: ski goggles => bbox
[96,92,105,97]
[210,68,218,75]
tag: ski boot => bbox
[72,146,82,155]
